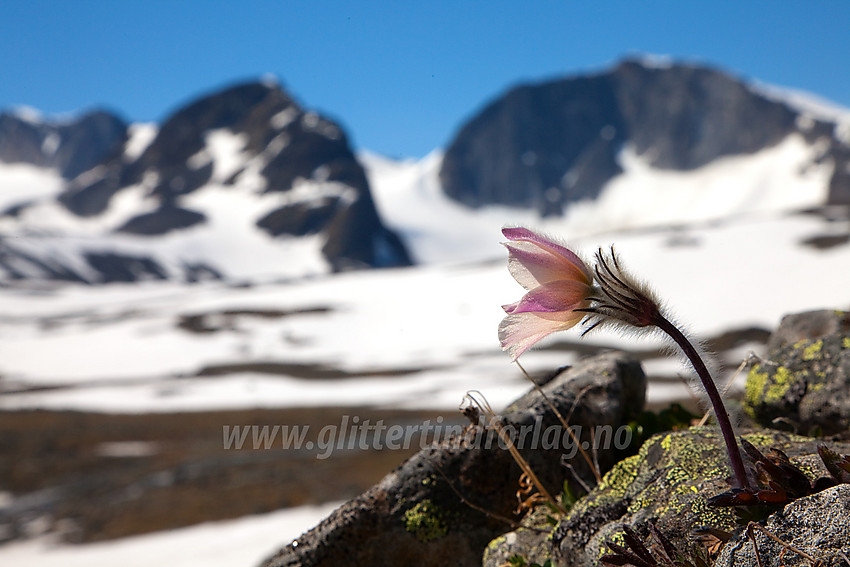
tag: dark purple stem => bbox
[653,314,751,490]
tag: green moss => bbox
[403,499,448,542]
[801,339,824,361]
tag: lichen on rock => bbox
[551,427,846,567]
[744,309,850,435]
[403,499,448,542]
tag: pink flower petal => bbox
[504,242,590,290]
[502,227,592,281]
[508,280,591,314]
[498,310,584,360]
[501,300,520,314]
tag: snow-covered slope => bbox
[0,81,410,284]
[2,202,849,413]
[362,132,836,265]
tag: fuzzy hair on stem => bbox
[576,246,751,491]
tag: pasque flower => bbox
[499,227,752,491]
[498,227,594,361]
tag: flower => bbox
[498,227,593,360]
[497,229,752,491]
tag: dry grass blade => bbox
[463,390,567,515]
[514,360,603,483]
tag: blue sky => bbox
[2,1,849,158]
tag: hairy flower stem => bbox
[653,313,751,491]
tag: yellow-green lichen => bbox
[767,367,796,403]
[742,430,812,448]
[597,453,641,495]
[745,364,769,409]
[843,337,850,349]
[620,430,725,517]
[801,339,824,361]
[403,499,448,542]
[687,490,737,530]
[747,364,800,408]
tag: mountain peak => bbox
[0,79,410,284]
[0,108,128,179]
[439,57,850,216]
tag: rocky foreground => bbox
[262,309,850,567]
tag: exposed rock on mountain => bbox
[0,109,127,179]
[440,59,850,216]
[0,81,410,283]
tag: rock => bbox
[439,58,850,215]
[259,351,646,567]
[745,309,850,436]
[483,506,554,567]
[59,80,410,272]
[1,80,411,283]
[715,484,850,567]
[117,205,206,235]
[0,109,128,179]
[83,251,168,283]
[551,428,850,567]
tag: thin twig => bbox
[748,522,821,566]
[560,458,594,494]
[432,463,525,531]
[464,390,567,515]
[514,360,603,483]
[746,522,765,567]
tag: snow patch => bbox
[271,107,299,130]
[204,129,248,182]
[0,163,64,212]
[0,501,341,567]
[124,123,157,161]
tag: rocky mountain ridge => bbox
[0,108,128,180]
[439,59,850,216]
[0,81,410,283]
[3,58,850,283]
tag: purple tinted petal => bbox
[502,226,591,281]
[509,280,590,313]
[504,241,591,289]
[502,301,520,314]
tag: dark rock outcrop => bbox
[745,309,850,436]
[715,484,850,567]
[0,80,410,283]
[117,206,207,236]
[550,428,850,566]
[440,58,850,215]
[260,351,646,567]
[0,109,128,179]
